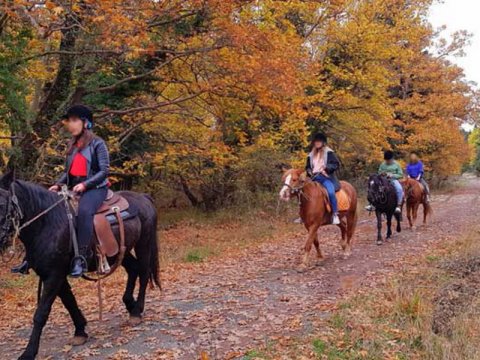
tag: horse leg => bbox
[344,211,357,257]
[58,280,88,345]
[386,213,393,239]
[313,235,324,266]
[313,236,324,260]
[407,202,413,228]
[395,212,402,233]
[338,222,350,258]
[299,224,320,271]
[19,276,63,360]
[122,252,139,315]
[412,203,420,229]
[128,244,152,324]
[376,211,383,245]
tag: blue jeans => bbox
[77,187,108,251]
[391,179,404,205]
[313,174,338,213]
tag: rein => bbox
[283,180,311,202]
[2,183,67,260]
[10,184,68,232]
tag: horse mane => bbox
[14,180,66,224]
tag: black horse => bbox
[0,171,160,360]
[367,174,402,245]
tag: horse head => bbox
[367,173,391,206]
[279,168,306,201]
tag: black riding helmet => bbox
[312,132,327,144]
[62,105,93,129]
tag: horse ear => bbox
[0,169,15,190]
[279,163,291,173]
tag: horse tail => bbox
[144,193,162,290]
[150,231,162,290]
[424,200,433,219]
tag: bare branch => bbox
[96,91,206,119]
[85,54,184,94]
[148,11,198,28]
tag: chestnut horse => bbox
[279,169,358,270]
[401,178,432,228]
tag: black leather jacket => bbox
[56,136,109,189]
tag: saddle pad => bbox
[323,188,351,213]
[336,189,351,211]
[105,209,136,224]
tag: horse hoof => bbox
[343,251,352,259]
[71,335,88,346]
[315,258,326,266]
[376,240,383,246]
[128,316,142,326]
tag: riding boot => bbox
[70,247,88,278]
[11,260,29,275]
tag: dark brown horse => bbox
[0,171,160,360]
[279,169,358,270]
[401,178,432,228]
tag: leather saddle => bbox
[93,190,130,257]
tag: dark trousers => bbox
[77,187,107,252]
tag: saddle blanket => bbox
[105,208,137,224]
[323,188,351,212]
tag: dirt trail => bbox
[2,176,479,360]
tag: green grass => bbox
[184,247,214,263]
[243,349,267,359]
[0,276,30,289]
[426,255,440,263]
[312,339,326,356]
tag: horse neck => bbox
[14,181,65,245]
[301,181,327,207]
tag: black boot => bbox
[70,254,88,278]
[11,260,29,275]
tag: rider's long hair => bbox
[67,129,95,154]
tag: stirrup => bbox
[11,260,30,275]
[70,256,88,277]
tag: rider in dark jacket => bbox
[12,105,110,277]
[305,133,341,225]
[55,105,110,277]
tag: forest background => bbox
[1,0,479,211]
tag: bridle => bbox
[282,179,311,202]
[368,176,389,206]
[1,182,66,251]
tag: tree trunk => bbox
[16,13,79,178]
[179,175,201,208]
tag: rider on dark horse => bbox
[306,133,341,225]
[365,150,404,214]
[12,104,110,277]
